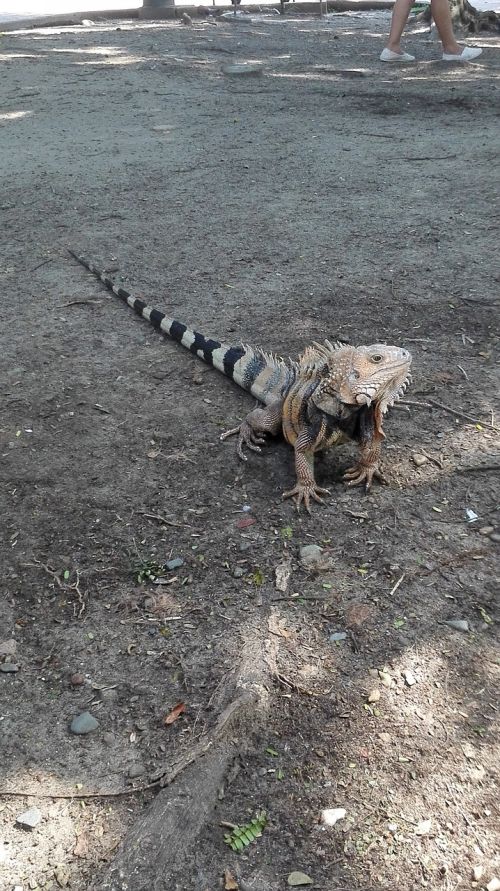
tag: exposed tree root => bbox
[91,620,278,891]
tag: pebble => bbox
[489,532,500,543]
[320,807,346,826]
[412,453,428,467]
[299,544,323,567]
[0,663,19,673]
[329,631,347,642]
[472,866,483,881]
[70,673,85,686]
[479,526,494,536]
[233,567,245,578]
[403,669,417,687]
[165,558,184,571]
[287,872,313,887]
[16,807,42,829]
[103,732,115,746]
[70,711,99,735]
[444,619,469,632]
[487,879,500,891]
[128,763,146,779]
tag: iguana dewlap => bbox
[70,251,412,511]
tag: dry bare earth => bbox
[0,12,499,891]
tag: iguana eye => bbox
[371,354,383,363]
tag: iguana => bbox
[70,251,412,511]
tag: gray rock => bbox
[444,619,470,633]
[329,631,347,642]
[16,806,42,829]
[489,532,500,543]
[70,711,99,735]
[300,544,323,566]
[165,557,184,571]
[103,732,115,747]
[0,663,19,673]
[233,567,245,578]
[128,763,146,779]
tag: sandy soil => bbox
[0,12,499,891]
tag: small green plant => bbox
[223,811,267,852]
[133,559,165,584]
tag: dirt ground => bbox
[0,10,499,891]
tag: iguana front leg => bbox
[344,422,386,490]
[282,431,330,512]
[220,399,283,461]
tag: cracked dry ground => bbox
[0,11,499,891]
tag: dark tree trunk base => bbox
[419,0,500,31]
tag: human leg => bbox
[383,0,415,53]
[430,0,482,58]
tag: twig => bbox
[388,573,405,597]
[139,511,184,528]
[30,258,54,273]
[400,398,499,432]
[63,299,102,307]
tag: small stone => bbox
[103,732,115,746]
[320,807,346,826]
[367,689,380,703]
[479,526,494,536]
[0,639,17,656]
[233,567,245,578]
[287,873,313,887]
[472,866,483,881]
[300,544,323,564]
[412,453,428,467]
[489,532,500,543]
[70,673,85,686]
[128,763,146,779]
[329,631,347,642]
[444,619,469,632]
[16,806,42,829]
[0,663,19,673]
[415,818,432,836]
[378,732,392,744]
[487,879,500,891]
[403,669,417,686]
[70,711,99,735]
[165,557,184,571]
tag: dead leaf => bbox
[224,868,238,890]
[164,702,186,725]
[236,516,256,529]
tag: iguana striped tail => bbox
[69,251,296,406]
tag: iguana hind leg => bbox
[220,399,283,461]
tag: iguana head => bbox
[310,342,412,417]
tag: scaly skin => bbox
[223,343,412,511]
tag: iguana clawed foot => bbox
[343,462,387,491]
[282,482,331,513]
[220,421,267,461]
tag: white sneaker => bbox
[442,46,482,61]
[380,48,416,62]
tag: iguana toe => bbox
[282,483,330,512]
